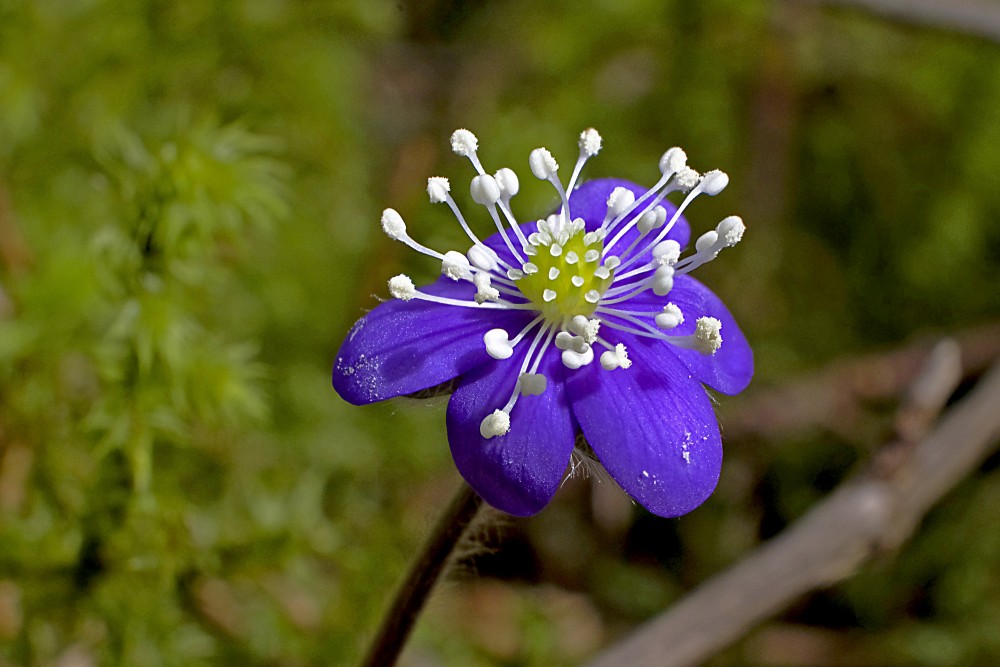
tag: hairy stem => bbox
[361,481,484,667]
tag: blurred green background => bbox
[1,0,999,665]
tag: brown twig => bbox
[585,347,1000,667]
[361,481,484,667]
[722,322,1000,441]
[802,0,1000,44]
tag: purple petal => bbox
[333,278,532,405]
[447,345,575,517]
[565,331,722,518]
[610,275,753,395]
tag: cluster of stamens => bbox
[381,128,744,439]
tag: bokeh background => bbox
[1,0,1000,665]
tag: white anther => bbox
[584,290,601,303]
[388,274,416,301]
[523,262,539,274]
[695,230,719,254]
[561,346,595,370]
[700,169,729,196]
[473,272,500,303]
[427,176,451,203]
[507,268,524,280]
[450,129,479,157]
[717,215,745,247]
[655,303,684,330]
[548,267,560,280]
[569,316,600,344]
[579,128,602,157]
[571,275,584,287]
[674,167,700,191]
[694,317,723,354]
[604,256,621,270]
[529,148,559,180]
[380,208,406,240]
[484,329,515,360]
[441,250,472,280]
[600,343,632,370]
[470,174,502,206]
[594,266,611,280]
[550,244,563,257]
[519,373,548,396]
[606,187,635,218]
[564,251,579,264]
[467,245,498,271]
[555,331,575,350]
[584,249,600,262]
[543,289,557,302]
[659,147,687,175]
[652,240,681,266]
[637,205,668,234]
[653,265,675,296]
[480,409,510,439]
[495,168,520,198]
[637,209,658,235]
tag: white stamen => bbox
[518,372,547,396]
[604,187,635,225]
[694,317,723,354]
[529,148,559,180]
[388,274,416,301]
[695,230,719,254]
[579,128,602,157]
[674,167,700,191]
[700,169,729,196]
[659,147,687,175]
[480,409,510,439]
[441,250,472,280]
[495,168,519,199]
[555,331,575,350]
[450,129,479,157]
[543,289,557,302]
[594,266,611,280]
[717,215,745,246]
[604,256,621,270]
[548,267,560,280]
[569,316,600,344]
[484,329,515,360]
[584,290,601,303]
[652,240,681,266]
[381,208,406,240]
[561,346,594,369]
[571,275,584,287]
[507,268,524,280]
[655,302,684,330]
[653,265,675,296]
[470,174,502,206]
[427,176,450,203]
[468,245,498,271]
[523,262,539,274]
[600,343,632,370]
[550,244,563,257]
[473,272,500,303]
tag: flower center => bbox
[514,218,614,323]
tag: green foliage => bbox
[0,0,998,665]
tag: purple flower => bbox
[333,128,752,518]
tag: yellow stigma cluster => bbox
[515,223,615,322]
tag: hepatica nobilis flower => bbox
[334,128,752,518]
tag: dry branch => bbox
[586,347,1000,667]
[804,0,1000,44]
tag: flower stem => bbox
[360,481,484,667]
